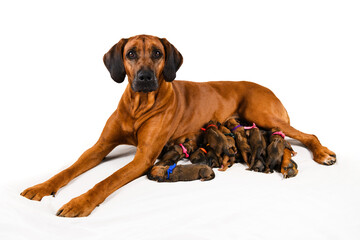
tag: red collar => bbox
[201,124,218,131]
[199,148,207,154]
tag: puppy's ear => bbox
[160,38,183,82]
[103,38,128,83]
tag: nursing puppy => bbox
[147,164,215,182]
[265,128,296,173]
[246,124,267,172]
[158,131,203,159]
[156,138,197,166]
[203,120,234,165]
[218,125,237,171]
[224,118,251,166]
[189,147,208,164]
[206,148,221,168]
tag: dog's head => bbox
[103,35,183,93]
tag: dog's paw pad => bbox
[281,159,298,178]
[322,154,336,166]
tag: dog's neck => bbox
[126,81,174,118]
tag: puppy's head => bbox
[224,118,239,130]
[103,35,183,93]
[183,139,197,154]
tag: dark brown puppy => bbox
[161,131,204,153]
[224,118,251,167]
[218,125,237,171]
[246,124,267,172]
[21,35,335,217]
[203,120,234,166]
[147,164,215,182]
[189,147,208,164]
[156,139,197,166]
[265,128,296,173]
[206,147,220,168]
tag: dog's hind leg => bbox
[238,84,336,166]
[277,121,336,166]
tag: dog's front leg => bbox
[56,122,169,217]
[21,111,129,201]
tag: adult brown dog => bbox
[20,34,336,217]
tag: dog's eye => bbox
[127,50,137,60]
[153,50,162,59]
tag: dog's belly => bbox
[169,80,288,140]
[170,81,246,138]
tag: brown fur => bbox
[206,147,220,168]
[203,120,234,164]
[21,34,336,217]
[224,118,251,166]
[265,128,296,173]
[189,148,208,165]
[147,164,215,182]
[218,125,237,171]
[282,149,299,178]
[246,127,267,172]
[156,139,197,166]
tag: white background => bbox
[1,0,359,239]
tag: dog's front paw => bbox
[20,182,56,201]
[281,159,298,178]
[57,194,97,217]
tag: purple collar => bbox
[231,124,242,132]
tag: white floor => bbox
[1,1,359,239]
[1,140,359,240]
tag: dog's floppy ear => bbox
[103,38,128,83]
[160,38,183,82]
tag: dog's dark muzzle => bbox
[131,69,158,93]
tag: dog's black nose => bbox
[137,70,154,81]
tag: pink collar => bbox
[244,123,257,130]
[272,131,285,138]
[179,144,189,158]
